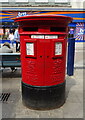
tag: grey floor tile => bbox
[66,90,82,103]
[48,108,63,118]
[63,102,83,118]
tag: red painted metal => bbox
[15,15,72,86]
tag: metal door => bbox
[21,37,66,86]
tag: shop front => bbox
[0,10,85,42]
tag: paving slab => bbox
[63,102,83,118]
[0,68,83,119]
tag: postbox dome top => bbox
[15,14,72,24]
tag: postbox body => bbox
[15,15,72,109]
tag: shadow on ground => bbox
[0,68,21,78]
[65,75,76,99]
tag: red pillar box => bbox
[15,15,72,109]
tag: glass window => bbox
[15,0,28,2]
[0,0,8,2]
[35,0,48,2]
[26,43,34,56]
[55,42,62,55]
[55,0,68,3]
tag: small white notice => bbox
[31,35,44,39]
[45,35,58,39]
[26,43,34,55]
[55,42,62,55]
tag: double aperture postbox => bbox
[15,15,72,109]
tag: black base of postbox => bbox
[22,81,66,110]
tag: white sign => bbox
[26,43,34,55]
[55,42,62,55]
[17,12,28,17]
[45,35,58,39]
[31,35,44,39]
[31,35,58,39]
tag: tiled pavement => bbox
[0,42,84,118]
[1,68,83,118]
